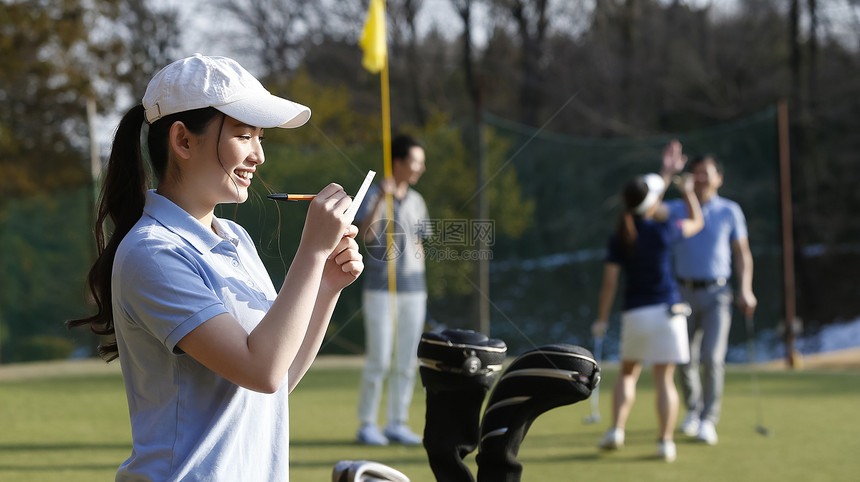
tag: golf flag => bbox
[360,0,387,73]
[359,0,398,379]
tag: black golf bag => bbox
[476,344,600,482]
[417,329,507,482]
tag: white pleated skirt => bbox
[620,303,690,364]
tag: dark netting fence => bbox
[0,106,789,363]
[483,106,783,360]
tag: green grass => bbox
[1,360,859,481]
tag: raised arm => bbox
[652,140,689,222]
[177,183,362,393]
[287,225,363,391]
[677,174,704,237]
[660,140,687,191]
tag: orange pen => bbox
[266,194,316,201]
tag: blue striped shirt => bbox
[356,184,429,293]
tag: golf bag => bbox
[332,460,410,482]
[476,344,600,482]
[418,329,507,482]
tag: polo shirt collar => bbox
[143,190,232,253]
[212,217,240,247]
[702,193,723,206]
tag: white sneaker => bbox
[697,420,718,445]
[598,428,625,450]
[384,423,422,445]
[656,440,677,462]
[680,412,701,437]
[357,424,389,446]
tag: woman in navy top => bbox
[591,141,703,462]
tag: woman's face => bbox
[190,115,266,207]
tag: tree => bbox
[492,0,551,126]
[0,1,117,198]
[389,0,428,126]
[211,0,321,85]
[0,0,188,360]
[110,0,183,99]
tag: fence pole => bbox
[777,99,799,369]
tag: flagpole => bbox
[362,0,400,410]
[375,3,402,423]
[381,47,398,349]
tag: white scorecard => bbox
[344,170,376,221]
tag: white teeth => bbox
[236,170,253,180]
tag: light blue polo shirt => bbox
[112,190,289,481]
[666,195,748,280]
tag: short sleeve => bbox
[417,195,431,240]
[729,202,749,241]
[606,235,622,264]
[115,241,227,353]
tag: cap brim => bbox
[643,173,666,194]
[633,173,666,214]
[216,94,311,129]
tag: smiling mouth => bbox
[235,169,254,181]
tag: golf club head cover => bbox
[476,344,600,482]
[418,329,507,482]
[332,460,410,482]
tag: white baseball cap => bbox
[142,54,311,129]
[632,173,666,214]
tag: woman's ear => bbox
[168,121,194,160]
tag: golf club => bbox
[745,314,771,436]
[583,335,603,424]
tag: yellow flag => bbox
[359,0,387,73]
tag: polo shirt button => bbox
[231,258,239,267]
[247,280,256,288]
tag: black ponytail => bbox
[68,105,220,361]
[615,177,649,259]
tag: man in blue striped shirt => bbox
[355,134,430,446]
[666,154,757,446]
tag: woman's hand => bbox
[674,172,695,195]
[300,183,353,258]
[591,320,608,338]
[321,224,364,294]
[661,139,687,176]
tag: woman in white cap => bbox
[69,54,363,481]
[590,140,703,462]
